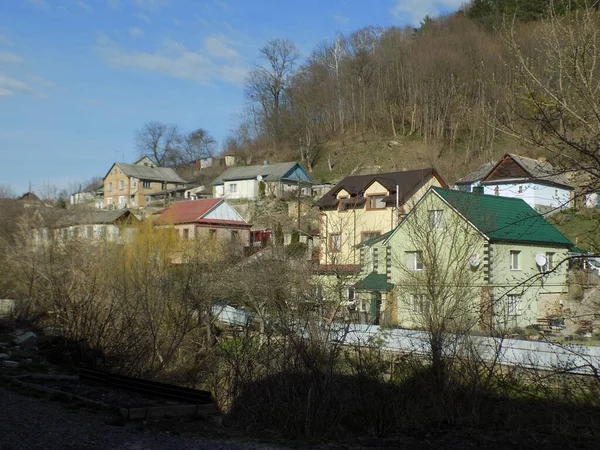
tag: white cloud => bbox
[0,74,45,98]
[333,15,349,24]
[390,0,464,26]
[0,52,23,65]
[204,34,239,60]
[74,0,93,13]
[132,0,169,10]
[28,0,48,8]
[26,74,57,88]
[136,12,151,23]
[96,33,247,86]
[173,17,182,26]
[0,34,14,47]
[129,27,144,38]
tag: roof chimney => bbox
[263,160,269,166]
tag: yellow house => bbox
[103,157,188,209]
[315,168,447,270]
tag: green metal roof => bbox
[354,273,394,291]
[356,228,396,248]
[432,187,573,247]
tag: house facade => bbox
[154,198,252,246]
[103,159,188,209]
[315,168,447,269]
[211,162,312,200]
[34,210,139,244]
[479,153,573,213]
[355,187,573,330]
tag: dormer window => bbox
[338,197,349,212]
[367,195,386,210]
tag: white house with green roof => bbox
[355,186,573,331]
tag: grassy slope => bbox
[548,209,600,252]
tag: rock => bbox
[3,360,19,368]
[387,140,400,147]
[0,353,9,359]
[12,329,24,337]
[13,331,36,347]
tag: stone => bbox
[0,353,9,359]
[12,331,36,347]
[12,329,24,337]
[387,140,400,147]
[3,360,19,368]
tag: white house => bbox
[211,161,312,200]
[457,154,573,214]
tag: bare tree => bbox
[135,121,182,166]
[181,128,217,164]
[245,39,300,145]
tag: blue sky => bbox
[0,0,463,196]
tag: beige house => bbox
[103,157,187,209]
[315,168,446,269]
[154,198,252,246]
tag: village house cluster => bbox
[27,151,600,334]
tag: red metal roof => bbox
[155,199,222,225]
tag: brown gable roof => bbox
[481,153,572,189]
[315,168,446,209]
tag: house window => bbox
[113,168,117,175]
[119,180,124,190]
[338,197,349,212]
[329,233,341,252]
[143,181,151,189]
[231,230,239,241]
[368,195,386,209]
[543,252,555,272]
[209,229,217,238]
[108,182,113,192]
[428,210,443,230]
[411,294,430,314]
[118,196,125,208]
[182,229,189,239]
[507,294,520,316]
[132,180,137,189]
[107,197,113,205]
[406,251,423,271]
[130,195,136,206]
[494,186,499,196]
[229,183,237,193]
[510,250,520,270]
[361,231,381,242]
[473,186,483,194]
[518,185,523,194]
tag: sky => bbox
[0,0,464,197]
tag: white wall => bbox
[223,179,258,199]
[204,202,246,222]
[483,182,571,210]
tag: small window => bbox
[107,197,113,205]
[229,183,237,193]
[182,229,189,239]
[411,294,430,314]
[361,231,381,242]
[543,252,555,272]
[119,180,124,190]
[231,230,239,241]
[132,180,137,189]
[130,195,136,207]
[507,294,520,316]
[329,233,341,252]
[406,251,423,271]
[518,185,523,194]
[494,186,499,196]
[113,168,117,175]
[108,182,113,192]
[510,250,520,270]
[143,181,151,189]
[473,186,483,195]
[368,195,386,209]
[428,210,443,230]
[209,229,217,238]
[338,197,349,212]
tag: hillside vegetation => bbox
[223,1,598,185]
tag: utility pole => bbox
[297,177,301,232]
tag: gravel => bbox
[0,385,288,450]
